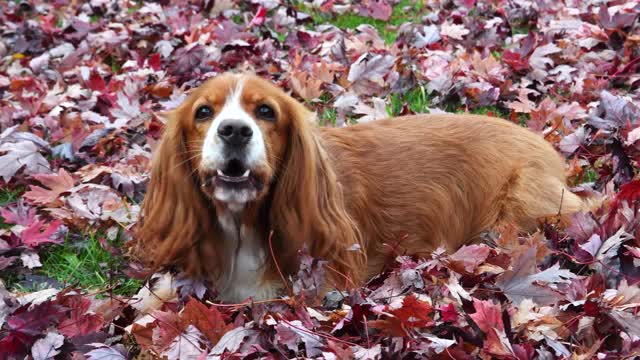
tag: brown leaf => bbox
[290,70,323,101]
[179,298,230,345]
[24,168,75,205]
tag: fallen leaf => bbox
[0,141,50,181]
[23,168,75,205]
[496,246,576,305]
[31,332,64,360]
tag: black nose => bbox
[217,119,253,146]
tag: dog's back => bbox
[319,114,585,275]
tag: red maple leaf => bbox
[392,294,434,328]
[469,299,514,357]
[179,297,230,345]
[153,310,184,352]
[57,293,105,338]
[0,302,66,356]
[438,303,459,323]
[469,299,503,333]
[86,70,107,92]
[20,219,64,248]
[502,50,530,72]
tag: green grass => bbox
[468,105,511,118]
[1,189,139,296]
[582,167,598,183]
[106,55,121,73]
[0,188,22,205]
[39,233,141,296]
[388,86,431,116]
[0,188,23,229]
[299,0,424,44]
[511,25,531,35]
[319,107,338,126]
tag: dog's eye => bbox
[195,105,213,121]
[255,104,275,121]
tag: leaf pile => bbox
[1,0,640,358]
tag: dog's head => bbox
[135,73,364,283]
[174,73,307,209]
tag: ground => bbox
[0,0,640,359]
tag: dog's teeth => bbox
[242,170,250,177]
[216,169,223,176]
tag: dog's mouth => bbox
[201,159,264,195]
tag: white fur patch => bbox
[130,272,177,314]
[215,211,280,302]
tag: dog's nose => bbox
[217,119,253,146]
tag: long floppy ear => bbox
[270,98,366,288]
[133,111,221,279]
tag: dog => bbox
[133,73,587,303]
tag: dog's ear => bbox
[269,97,366,287]
[133,109,222,279]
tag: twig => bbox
[268,230,293,297]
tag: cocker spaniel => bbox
[134,73,587,303]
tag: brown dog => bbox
[134,73,586,302]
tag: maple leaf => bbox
[584,228,634,284]
[413,25,441,47]
[31,331,64,360]
[598,5,638,30]
[180,298,230,345]
[20,220,64,248]
[85,344,127,360]
[0,302,66,355]
[609,310,640,337]
[65,184,139,224]
[208,327,258,357]
[20,251,42,269]
[290,70,323,101]
[370,294,434,337]
[502,50,530,72]
[162,325,208,360]
[392,294,434,328]
[0,255,17,270]
[447,244,491,273]
[23,168,75,205]
[558,126,591,155]
[276,320,323,357]
[528,43,561,74]
[85,70,107,92]
[356,0,392,21]
[567,211,600,243]
[423,334,456,354]
[440,22,470,40]
[438,303,459,323]
[293,252,327,302]
[347,53,395,95]
[352,344,381,360]
[468,299,514,357]
[588,90,640,131]
[496,246,576,305]
[57,293,105,338]
[153,310,184,352]
[353,97,388,123]
[0,141,50,181]
[0,199,38,228]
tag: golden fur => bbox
[133,73,586,298]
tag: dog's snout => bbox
[217,119,253,146]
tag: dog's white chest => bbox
[216,213,278,302]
